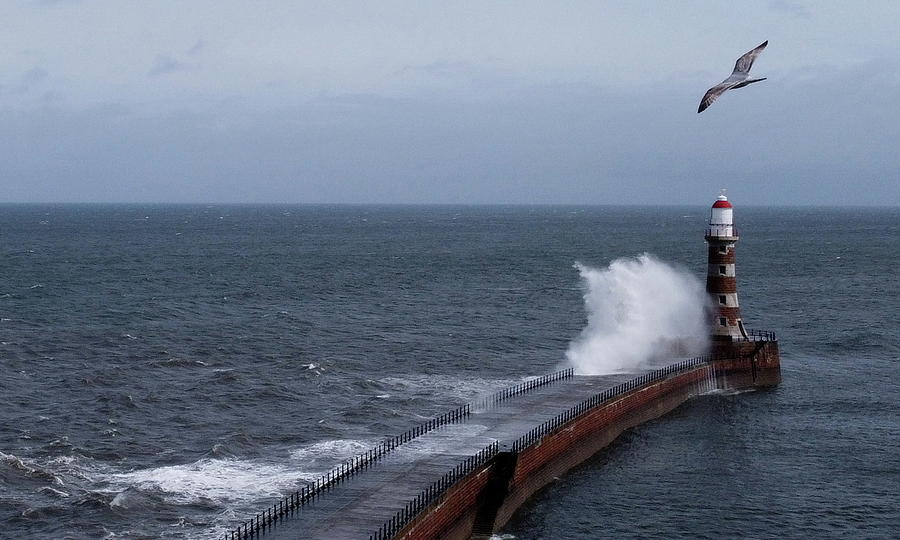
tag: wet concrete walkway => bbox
[251,370,648,540]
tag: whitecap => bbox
[703,387,757,396]
[378,374,519,403]
[1,451,66,486]
[101,458,315,504]
[288,439,372,463]
[89,439,379,507]
[110,491,128,507]
[39,486,70,498]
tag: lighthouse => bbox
[705,191,749,342]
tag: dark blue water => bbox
[1,205,897,539]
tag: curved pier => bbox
[224,334,779,540]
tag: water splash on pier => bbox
[566,254,709,375]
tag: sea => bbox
[1,204,897,539]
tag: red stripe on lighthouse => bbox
[712,200,733,208]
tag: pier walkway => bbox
[225,362,704,540]
[267,372,641,539]
[221,344,775,540]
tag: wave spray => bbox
[566,254,709,375]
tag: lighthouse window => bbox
[718,295,727,305]
[718,246,728,254]
[718,265,727,275]
[719,317,727,326]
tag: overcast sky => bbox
[2,0,899,205]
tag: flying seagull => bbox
[698,40,768,113]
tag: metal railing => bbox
[510,334,776,454]
[473,367,574,410]
[224,404,471,539]
[510,354,715,452]
[224,339,779,539]
[363,357,726,540]
[223,368,572,539]
[742,329,777,341]
[368,441,500,540]
[704,228,739,238]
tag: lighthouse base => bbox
[711,339,781,388]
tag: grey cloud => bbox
[394,61,525,99]
[0,67,49,99]
[22,67,48,84]
[2,58,899,205]
[30,0,82,6]
[768,0,811,19]
[186,40,206,56]
[148,54,198,77]
[397,61,479,77]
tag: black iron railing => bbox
[704,228,739,238]
[473,367,574,410]
[224,343,779,539]
[224,368,573,540]
[367,441,500,540]
[365,355,731,539]
[224,403,470,539]
[743,329,777,341]
[510,354,714,452]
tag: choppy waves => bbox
[3,205,898,539]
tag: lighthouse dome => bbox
[709,193,734,235]
[712,195,733,209]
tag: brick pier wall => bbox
[396,341,780,539]
[394,461,496,540]
[492,365,714,531]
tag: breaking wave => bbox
[97,438,374,505]
[566,254,709,375]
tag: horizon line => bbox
[0,201,896,209]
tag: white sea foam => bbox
[99,438,373,505]
[704,387,757,396]
[39,486,70,498]
[1,451,66,486]
[287,438,372,462]
[566,254,709,375]
[378,374,519,403]
[104,458,314,504]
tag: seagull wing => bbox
[733,40,768,74]
[698,74,743,113]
